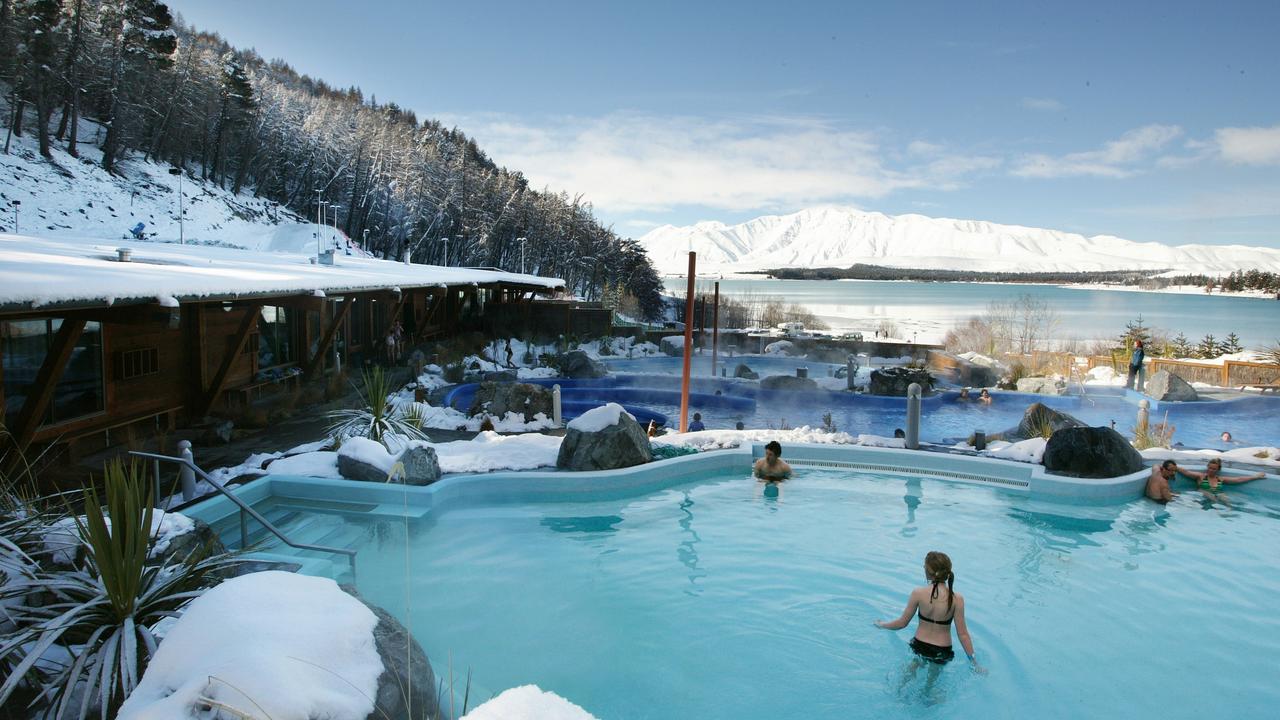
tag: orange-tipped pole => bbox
[680,251,697,431]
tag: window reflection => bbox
[2,319,104,427]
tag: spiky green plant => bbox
[327,366,431,449]
[0,459,235,719]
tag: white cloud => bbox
[1021,97,1064,112]
[1012,124,1183,178]
[452,113,991,215]
[1215,125,1280,166]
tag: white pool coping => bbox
[185,444,1161,534]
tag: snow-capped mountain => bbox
[638,206,1280,275]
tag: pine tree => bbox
[1118,315,1151,349]
[1197,334,1220,359]
[1171,332,1193,358]
[1220,332,1243,355]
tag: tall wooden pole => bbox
[711,281,720,376]
[679,252,696,432]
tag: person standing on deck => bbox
[1126,339,1146,392]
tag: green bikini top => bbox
[1199,479,1223,492]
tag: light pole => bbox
[518,236,527,274]
[328,205,340,249]
[362,228,369,252]
[442,237,449,266]
[11,200,19,234]
[320,201,329,254]
[315,190,323,256]
[167,168,183,244]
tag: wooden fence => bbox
[1148,358,1280,388]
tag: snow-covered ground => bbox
[42,509,195,565]
[461,685,597,720]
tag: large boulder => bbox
[348,592,442,720]
[868,367,934,396]
[1016,376,1067,395]
[659,335,686,356]
[760,374,818,392]
[560,349,608,378]
[156,518,227,565]
[995,402,1087,441]
[927,350,1001,388]
[469,381,554,421]
[556,403,652,471]
[399,444,442,486]
[1145,370,1199,401]
[482,369,518,383]
[337,437,394,483]
[1042,426,1145,478]
[734,363,759,380]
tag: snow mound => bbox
[461,685,596,720]
[117,571,382,720]
[427,432,563,473]
[983,437,1048,464]
[43,510,195,565]
[764,340,796,356]
[567,403,633,432]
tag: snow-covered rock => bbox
[42,510,197,566]
[558,403,652,470]
[118,571,383,720]
[763,340,796,356]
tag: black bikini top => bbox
[918,609,953,626]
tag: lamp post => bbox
[11,200,19,234]
[167,168,183,244]
[315,191,323,256]
[328,205,340,250]
[442,237,449,266]
[518,236,527,274]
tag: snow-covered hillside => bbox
[0,122,360,255]
[638,206,1280,275]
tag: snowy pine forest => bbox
[0,0,665,317]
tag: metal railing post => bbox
[906,383,922,450]
[152,459,161,504]
[177,440,197,502]
[239,507,249,549]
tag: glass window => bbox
[257,306,296,369]
[3,319,105,428]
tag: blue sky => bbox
[171,0,1280,247]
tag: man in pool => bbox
[753,440,793,480]
[1145,460,1181,504]
[688,412,706,432]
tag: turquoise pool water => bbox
[274,468,1280,719]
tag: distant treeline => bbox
[1129,270,1280,294]
[756,264,1157,284]
[0,0,665,317]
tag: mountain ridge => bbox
[637,206,1280,276]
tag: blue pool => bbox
[196,454,1280,720]
[448,373,1280,450]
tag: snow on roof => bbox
[0,232,564,311]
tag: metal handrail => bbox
[129,451,357,582]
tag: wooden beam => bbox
[197,304,261,417]
[9,319,87,455]
[229,295,326,312]
[303,298,351,379]
[377,295,407,349]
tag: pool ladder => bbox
[129,450,358,582]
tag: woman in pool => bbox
[876,551,983,673]
[1178,458,1267,505]
[977,388,992,404]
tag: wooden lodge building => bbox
[0,234,565,462]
